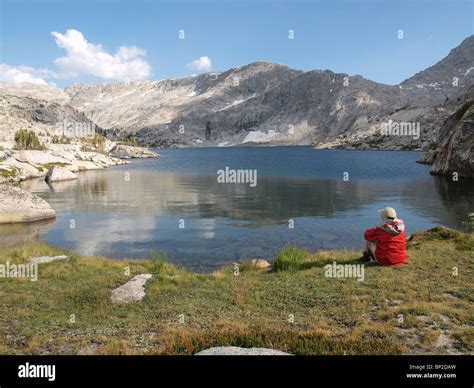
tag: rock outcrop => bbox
[30,255,68,265]
[250,259,271,269]
[45,166,78,182]
[429,93,474,178]
[195,346,291,355]
[0,185,56,223]
[109,144,159,159]
[111,274,153,304]
[0,145,132,183]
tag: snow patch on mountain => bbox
[215,93,257,112]
[243,129,278,143]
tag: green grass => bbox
[367,139,384,147]
[0,166,19,178]
[0,227,472,355]
[272,246,307,272]
[37,162,72,170]
[409,226,474,251]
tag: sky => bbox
[0,0,472,88]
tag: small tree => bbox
[91,133,107,151]
[118,136,139,146]
[14,129,44,150]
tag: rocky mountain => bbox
[0,36,472,153]
[429,86,474,178]
[0,83,95,146]
[65,62,303,147]
[401,36,474,94]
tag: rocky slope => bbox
[429,86,474,178]
[0,85,95,146]
[0,36,472,152]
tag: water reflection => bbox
[5,149,472,271]
[0,218,56,247]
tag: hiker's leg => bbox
[367,241,377,261]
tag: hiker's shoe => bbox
[363,251,376,262]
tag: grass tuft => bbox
[272,246,307,272]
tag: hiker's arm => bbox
[364,227,381,242]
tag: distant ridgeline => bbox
[0,36,473,176]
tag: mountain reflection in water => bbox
[3,148,471,272]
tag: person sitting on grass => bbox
[363,207,408,266]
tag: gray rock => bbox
[416,150,437,165]
[30,255,67,265]
[430,87,474,178]
[111,274,153,304]
[250,259,271,269]
[0,149,12,159]
[195,346,291,356]
[45,166,78,182]
[3,157,43,180]
[13,150,71,166]
[109,144,159,159]
[0,184,56,224]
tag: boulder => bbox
[251,259,271,269]
[0,149,13,159]
[30,255,67,265]
[0,185,56,224]
[2,157,43,180]
[45,166,78,182]
[12,150,71,165]
[416,150,437,165]
[68,159,103,172]
[75,151,123,167]
[111,274,153,304]
[195,347,291,355]
[430,95,474,178]
[109,145,159,159]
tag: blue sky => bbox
[0,0,472,87]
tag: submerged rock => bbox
[195,347,291,355]
[0,218,55,247]
[45,166,78,182]
[0,185,56,224]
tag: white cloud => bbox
[0,64,54,85]
[51,29,151,81]
[186,56,212,73]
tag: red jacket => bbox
[364,219,408,266]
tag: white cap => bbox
[379,207,397,223]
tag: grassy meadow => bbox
[0,227,472,355]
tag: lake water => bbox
[4,147,472,271]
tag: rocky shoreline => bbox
[0,143,158,224]
[0,143,158,185]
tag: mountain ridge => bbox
[0,35,472,153]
